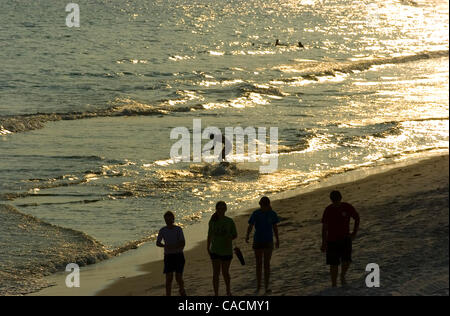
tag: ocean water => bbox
[0,0,448,295]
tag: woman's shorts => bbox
[164,253,185,274]
[253,242,274,250]
[209,252,233,261]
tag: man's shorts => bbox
[209,252,233,262]
[164,253,185,274]
[253,242,274,250]
[326,237,352,266]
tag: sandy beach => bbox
[2,0,448,298]
[97,155,449,296]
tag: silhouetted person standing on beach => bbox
[207,201,237,296]
[156,211,187,296]
[246,196,280,295]
[321,191,360,288]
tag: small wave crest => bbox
[236,83,288,97]
[0,98,203,135]
[0,161,131,202]
[0,204,109,295]
[0,125,12,135]
[276,50,449,81]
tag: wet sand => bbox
[98,155,449,296]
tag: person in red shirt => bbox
[321,190,360,287]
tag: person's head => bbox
[275,39,280,45]
[216,201,227,214]
[259,196,272,211]
[330,190,342,203]
[164,211,175,226]
[211,201,227,221]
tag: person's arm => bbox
[321,208,328,252]
[351,210,360,240]
[207,223,212,254]
[210,138,217,151]
[156,230,164,248]
[272,212,280,248]
[206,236,211,255]
[246,224,254,243]
[231,221,238,241]
[321,223,328,252]
[273,224,279,249]
[246,213,255,243]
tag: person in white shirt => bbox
[156,211,186,296]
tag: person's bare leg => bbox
[330,265,339,288]
[165,273,174,296]
[212,259,221,296]
[254,250,263,292]
[221,148,226,162]
[221,260,232,296]
[340,261,350,286]
[263,249,273,292]
[175,273,186,296]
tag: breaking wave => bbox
[277,50,449,81]
[0,204,109,295]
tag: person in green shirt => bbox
[207,201,238,296]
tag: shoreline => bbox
[94,154,449,296]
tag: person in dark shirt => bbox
[321,190,360,287]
